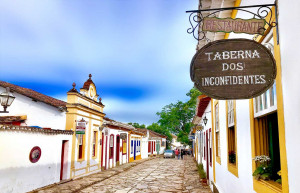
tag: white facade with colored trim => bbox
[0,85,72,193]
[101,127,129,169]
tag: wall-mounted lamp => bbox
[202,111,211,126]
[203,116,208,126]
[0,87,15,113]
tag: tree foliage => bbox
[156,88,201,145]
[127,88,201,147]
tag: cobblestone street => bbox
[33,156,211,193]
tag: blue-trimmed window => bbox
[131,140,133,154]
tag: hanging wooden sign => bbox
[120,133,127,140]
[76,118,87,134]
[190,39,276,100]
[203,17,266,35]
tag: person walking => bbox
[175,148,180,160]
[181,149,184,160]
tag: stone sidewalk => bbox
[31,157,155,193]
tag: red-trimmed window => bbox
[154,141,156,151]
[109,134,114,159]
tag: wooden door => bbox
[206,130,209,179]
[134,140,136,160]
[116,135,120,164]
[60,140,69,180]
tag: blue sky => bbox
[0,0,198,125]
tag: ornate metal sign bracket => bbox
[186,2,279,44]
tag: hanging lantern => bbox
[0,87,15,113]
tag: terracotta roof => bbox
[0,124,73,135]
[0,81,67,109]
[149,130,167,138]
[196,96,211,117]
[103,118,135,131]
[134,128,147,135]
[0,115,27,123]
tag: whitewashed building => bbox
[171,134,183,150]
[191,0,300,193]
[148,130,167,155]
[134,128,149,159]
[0,81,73,193]
[101,118,132,169]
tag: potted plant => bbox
[252,155,272,180]
[228,151,236,164]
[197,163,208,185]
[276,170,282,184]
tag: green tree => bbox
[156,88,201,145]
[128,122,146,128]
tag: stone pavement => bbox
[32,156,211,193]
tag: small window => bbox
[92,131,97,157]
[78,134,84,160]
[227,100,237,174]
[131,140,133,154]
[215,103,221,159]
[254,83,277,118]
[228,100,234,127]
[253,113,281,182]
[228,126,236,164]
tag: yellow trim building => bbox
[66,74,105,178]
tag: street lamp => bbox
[203,115,208,126]
[0,87,15,113]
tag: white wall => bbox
[102,128,128,170]
[141,136,149,159]
[214,100,255,193]
[277,1,300,192]
[200,102,214,184]
[0,131,72,193]
[0,86,66,130]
